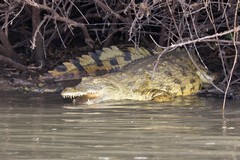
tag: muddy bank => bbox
[0,77,16,91]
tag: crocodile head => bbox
[61,76,122,104]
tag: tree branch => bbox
[0,55,28,72]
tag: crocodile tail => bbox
[39,46,154,82]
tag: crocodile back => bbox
[114,48,205,96]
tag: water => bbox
[0,91,240,160]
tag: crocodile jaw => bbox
[61,87,103,104]
[60,79,152,104]
[61,76,122,104]
[61,88,99,99]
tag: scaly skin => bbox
[61,48,214,104]
[41,46,153,81]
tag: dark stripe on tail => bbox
[123,51,132,61]
[55,65,67,72]
[109,57,118,66]
[89,50,104,66]
[69,59,89,75]
[95,69,108,76]
[109,58,121,72]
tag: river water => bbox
[0,91,240,160]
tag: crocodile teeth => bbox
[86,99,94,105]
[62,95,72,98]
[62,91,98,99]
[62,94,82,99]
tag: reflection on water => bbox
[0,91,240,160]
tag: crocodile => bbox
[61,48,215,104]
